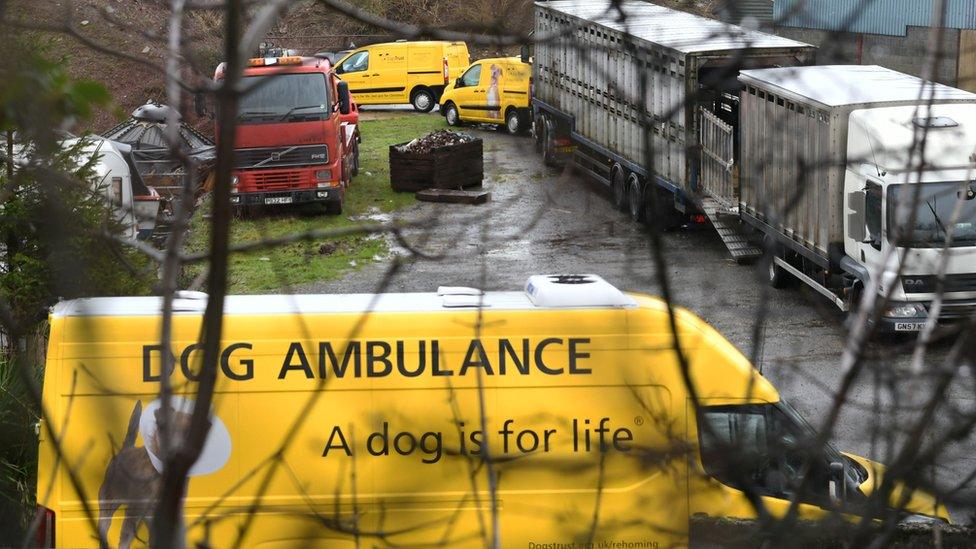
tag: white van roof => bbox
[51,274,638,317]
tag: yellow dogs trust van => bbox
[35,275,948,547]
[440,57,532,134]
[334,40,469,112]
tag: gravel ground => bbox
[302,113,976,522]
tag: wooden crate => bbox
[389,138,483,192]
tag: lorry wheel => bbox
[627,173,645,222]
[645,188,685,231]
[767,256,790,289]
[505,109,524,135]
[444,102,461,126]
[411,88,436,113]
[533,115,545,153]
[610,165,627,211]
[325,201,343,215]
[542,118,559,167]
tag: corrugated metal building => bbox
[769,0,976,92]
[774,0,976,36]
[716,0,774,25]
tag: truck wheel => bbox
[351,140,360,177]
[444,102,461,126]
[410,88,435,113]
[627,173,645,222]
[767,256,790,289]
[542,118,559,167]
[325,201,343,215]
[505,108,524,135]
[645,188,685,231]
[533,115,545,153]
[610,165,627,211]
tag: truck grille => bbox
[251,170,303,191]
[935,300,976,320]
[903,273,976,294]
[234,145,328,169]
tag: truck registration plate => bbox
[894,322,925,332]
[265,196,293,205]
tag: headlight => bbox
[231,175,239,186]
[899,513,944,525]
[884,302,926,318]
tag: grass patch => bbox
[185,113,448,293]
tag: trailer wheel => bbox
[533,114,545,153]
[410,87,436,113]
[351,140,360,177]
[542,117,559,167]
[645,187,686,231]
[767,255,790,289]
[627,173,645,222]
[610,165,627,211]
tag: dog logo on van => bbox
[486,64,503,119]
[97,397,231,548]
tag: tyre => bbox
[444,102,461,126]
[505,109,524,135]
[610,165,627,211]
[542,118,559,167]
[410,88,435,113]
[767,255,789,289]
[533,115,544,153]
[645,187,686,231]
[350,141,360,177]
[325,200,343,215]
[627,173,645,222]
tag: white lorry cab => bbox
[737,66,976,332]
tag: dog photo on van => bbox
[96,397,231,548]
[486,63,503,119]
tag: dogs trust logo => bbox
[97,397,231,548]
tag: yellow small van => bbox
[35,275,947,547]
[439,57,532,134]
[334,40,470,112]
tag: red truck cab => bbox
[214,53,359,214]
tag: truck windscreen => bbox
[238,73,330,124]
[888,182,976,248]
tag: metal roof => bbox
[539,0,811,54]
[775,0,976,36]
[739,65,976,108]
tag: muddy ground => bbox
[304,109,976,521]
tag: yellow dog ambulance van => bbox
[439,56,532,134]
[335,40,470,112]
[35,275,947,547]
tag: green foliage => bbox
[0,40,154,539]
[0,355,42,541]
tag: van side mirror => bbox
[828,461,847,504]
[455,77,462,88]
[520,44,531,64]
[847,190,866,242]
[337,80,351,115]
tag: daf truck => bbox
[737,65,976,331]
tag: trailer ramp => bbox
[701,198,762,263]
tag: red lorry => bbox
[214,51,360,214]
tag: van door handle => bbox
[370,73,379,76]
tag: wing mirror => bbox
[337,80,351,115]
[455,77,462,88]
[828,461,847,504]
